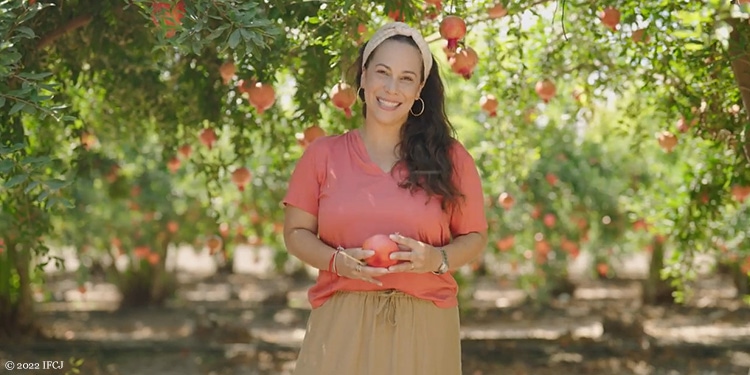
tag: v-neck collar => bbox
[350,129,399,176]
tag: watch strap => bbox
[432,247,449,275]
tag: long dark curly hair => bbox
[349,34,464,212]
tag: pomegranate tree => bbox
[439,15,466,51]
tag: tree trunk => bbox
[642,236,677,305]
[727,18,750,162]
[0,240,42,341]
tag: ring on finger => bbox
[355,264,363,273]
[410,263,415,270]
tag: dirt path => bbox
[2,246,748,374]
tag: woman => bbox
[282,21,488,375]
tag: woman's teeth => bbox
[377,98,400,109]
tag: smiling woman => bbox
[282,22,488,375]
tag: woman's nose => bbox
[384,78,397,93]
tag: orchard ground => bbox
[1,245,750,375]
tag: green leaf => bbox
[48,197,74,209]
[21,155,51,168]
[9,101,24,115]
[44,178,72,191]
[0,159,13,174]
[206,27,226,41]
[228,29,241,49]
[24,181,40,194]
[0,144,25,156]
[18,72,52,80]
[0,96,5,108]
[3,173,28,189]
[240,28,253,41]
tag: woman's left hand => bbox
[386,233,441,273]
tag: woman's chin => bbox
[367,109,409,127]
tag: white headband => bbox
[362,22,433,81]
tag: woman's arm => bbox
[441,231,488,271]
[283,205,333,271]
[283,205,387,284]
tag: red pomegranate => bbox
[231,167,252,191]
[495,236,514,252]
[535,79,556,103]
[219,61,235,84]
[439,15,466,51]
[167,156,181,173]
[600,7,620,31]
[330,82,357,118]
[151,1,185,38]
[199,128,217,149]
[448,46,478,79]
[487,3,507,19]
[731,185,750,203]
[657,131,678,152]
[423,2,442,20]
[303,125,326,145]
[480,94,498,117]
[497,192,514,210]
[178,144,192,158]
[388,9,403,21]
[631,28,650,43]
[246,81,275,114]
[206,235,223,255]
[362,234,401,268]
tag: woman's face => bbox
[361,39,424,128]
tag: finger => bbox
[345,248,375,260]
[387,262,416,273]
[361,266,389,276]
[389,251,413,261]
[389,233,421,248]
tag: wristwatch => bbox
[432,247,449,275]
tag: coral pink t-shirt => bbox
[282,130,488,309]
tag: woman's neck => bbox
[359,122,402,155]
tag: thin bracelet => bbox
[331,246,344,276]
[327,247,338,274]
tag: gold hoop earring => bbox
[410,97,425,117]
[357,87,365,102]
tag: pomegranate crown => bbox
[362,22,433,82]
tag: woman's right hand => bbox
[335,248,389,286]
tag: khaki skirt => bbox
[292,289,462,375]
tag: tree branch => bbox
[36,14,94,50]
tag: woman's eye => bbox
[402,76,414,82]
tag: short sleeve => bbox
[282,138,328,217]
[449,142,488,236]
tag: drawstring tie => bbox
[375,289,398,326]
